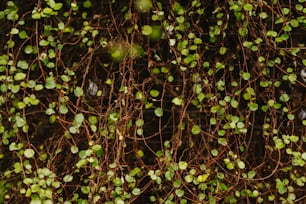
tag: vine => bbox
[0,0,305,203]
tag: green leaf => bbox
[194,38,202,44]
[283,24,292,32]
[173,179,182,188]
[125,174,135,183]
[237,159,245,169]
[216,62,225,69]
[24,148,35,158]
[135,91,144,100]
[90,124,97,133]
[276,179,288,194]
[290,19,299,28]
[39,39,49,46]
[59,104,68,114]
[74,86,84,97]
[24,45,34,54]
[266,30,277,37]
[219,47,227,55]
[218,130,226,136]
[172,97,184,106]
[287,114,295,121]
[78,150,87,159]
[83,0,92,8]
[60,75,70,82]
[248,103,258,111]
[191,125,201,135]
[135,119,144,126]
[136,149,144,157]
[296,4,304,11]
[248,170,256,179]
[135,0,153,13]
[218,137,228,146]
[224,159,234,170]
[0,54,8,65]
[46,62,55,69]
[9,142,23,151]
[53,3,63,10]
[224,96,231,102]
[71,145,79,154]
[74,113,84,125]
[10,28,19,35]
[289,135,299,143]
[14,72,26,81]
[14,162,22,173]
[109,112,119,122]
[76,159,87,169]
[243,3,253,11]
[184,175,194,183]
[243,41,253,48]
[7,40,15,48]
[210,118,217,125]
[246,87,255,95]
[150,90,159,97]
[273,137,285,149]
[35,84,44,91]
[230,99,239,108]
[17,60,29,69]
[161,67,169,73]
[281,8,290,15]
[11,84,20,93]
[111,48,125,62]
[288,73,297,83]
[42,7,54,15]
[45,76,56,89]
[88,116,98,125]
[32,9,41,19]
[260,81,271,87]
[58,22,65,30]
[63,175,73,182]
[154,108,163,117]
[197,174,209,183]
[132,188,141,195]
[18,30,28,39]
[176,16,185,23]
[242,72,251,80]
[141,25,153,35]
[211,149,218,156]
[178,161,188,170]
[16,116,26,127]
[45,108,55,115]
[237,122,245,129]
[175,189,185,197]
[301,152,306,160]
[17,101,26,109]
[81,186,90,194]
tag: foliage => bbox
[0,0,306,203]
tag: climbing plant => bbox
[0,0,305,203]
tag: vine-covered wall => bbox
[0,0,305,203]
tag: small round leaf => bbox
[141,25,153,36]
[178,161,188,170]
[63,175,73,182]
[191,125,201,135]
[132,188,141,195]
[154,108,163,117]
[24,148,35,158]
[73,86,83,97]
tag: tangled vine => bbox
[0,0,306,203]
